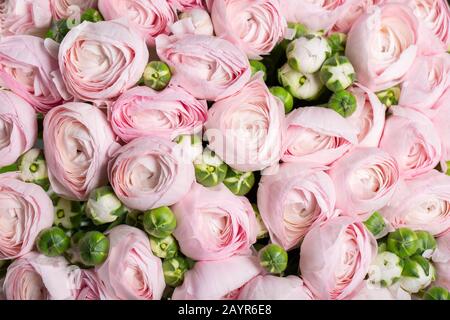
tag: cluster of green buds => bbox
[52,196,86,230]
[36,227,71,257]
[143,206,177,239]
[327,32,347,56]
[319,55,355,92]
[387,228,420,258]
[194,148,228,187]
[376,86,401,107]
[77,231,110,267]
[223,168,255,196]
[163,257,190,287]
[141,61,172,91]
[328,90,357,117]
[18,148,50,191]
[249,60,267,81]
[269,86,294,114]
[423,287,450,300]
[259,243,288,274]
[85,186,128,225]
[278,63,324,101]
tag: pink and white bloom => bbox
[172,183,258,261]
[171,8,214,36]
[333,0,386,33]
[44,102,119,201]
[156,34,251,101]
[96,225,165,300]
[300,216,378,300]
[0,90,37,167]
[431,89,450,164]
[257,162,337,250]
[50,0,98,20]
[352,281,411,300]
[432,233,450,290]
[75,270,103,300]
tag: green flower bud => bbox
[319,55,355,92]
[287,22,308,39]
[163,257,189,287]
[125,210,144,228]
[46,19,71,43]
[175,134,203,162]
[378,240,387,253]
[364,211,386,237]
[150,235,178,259]
[387,228,419,258]
[142,61,171,91]
[249,60,267,81]
[143,206,177,238]
[78,231,110,267]
[270,86,294,114]
[368,252,403,287]
[400,255,436,293]
[52,196,85,229]
[80,8,104,23]
[376,87,400,107]
[414,230,437,258]
[223,168,255,196]
[194,148,228,187]
[278,63,324,101]
[36,227,70,257]
[328,90,357,118]
[17,148,50,191]
[252,204,268,239]
[259,244,288,274]
[85,186,128,225]
[286,36,332,74]
[327,32,347,55]
[424,287,450,300]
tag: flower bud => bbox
[175,134,203,162]
[85,186,128,225]
[223,168,255,196]
[286,36,332,74]
[259,243,288,274]
[387,228,419,258]
[252,204,268,239]
[376,87,401,107]
[52,196,85,230]
[150,235,179,259]
[287,22,308,39]
[36,227,70,257]
[400,255,436,293]
[249,60,267,81]
[194,148,228,187]
[18,148,50,191]
[364,212,386,237]
[424,287,450,300]
[46,19,72,43]
[327,33,347,55]
[368,251,403,287]
[78,231,110,267]
[80,8,104,23]
[163,257,189,287]
[278,63,324,101]
[125,210,144,228]
[143,206,177,239]
[414,230,437,259]
[328,90,357,118]
[378,240,387,253]
[179,8,214,36]
[142,61,172,91]
[319,55,355,92]
[270,86,294,114]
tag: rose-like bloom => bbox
[210,0,286,59]
[110,86,207,143]
[98,0,175,46]
[3,252,80,300]
[352,281,411,300]
[379,106,441,179]
[0,174,53,260]
[300,216,378,300]
[0,90,37,167]
[108,136,194,211]
[172,255,262,300]
[59,20,148,106]
[381,170,450,236]
[432,233,450,290]
[257,162,337,250]
[0,35,63,113]
[282,107,358,165]
[328,147,400,219]
[346,85,386,147]
[50,0,98,20]
[399,54,450,115]
[204,75,284,171]
[75,270,102,300]
[168,0,206,11]
[0,0,52,37]
[346,4,419,92]
[156,34,251,101]
[172,183,258,261]
[431,89,450,163]
[238,275,313,300]
[44,102,119,201]
[96,225,165,300]
[171,8,214,36]
[333,0,386,33]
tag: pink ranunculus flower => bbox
[210,0,286,59]
[96,225,165,300]
[346,84,386,147]
[282,107,358,165]
[380,170,450,236]
[257,162,337,250]
[432,233,450,290]
[0,90,37,167]
[172,183,258,261]
[300,216,378,300]
[98,0,175,46]
[172,255,262,300]
[0,174,53,260]
[0,35,63,113]
[59,20,148,106]
[156,34,251,101]
[431,89,450,164]
[204,75,284,171]
[50,0,98,20]
[3,252,80,300]
[332,0,386,33]
[110,86,208,143]
[43,102,119,201]
[352,281,411,300]
[238,275,314,300]
[328,147,400,219]
[346,4,419,92]
[108,136,195,211]
[379,106,441,179]
[171,8,214,36]
[0,0,52,37]
[168,0,206,11]
[75,270,103,300]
